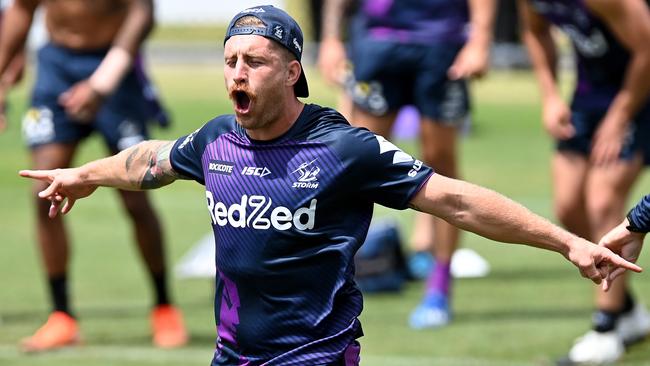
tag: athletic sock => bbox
[621,291,635,315]
[425,260,451,297]
[593,310,619,333]
[49,274,73,317]
[152,272,170,306]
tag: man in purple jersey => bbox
[0,0,185,352]
[519,0,650,363]
[19,5,642,366]
[318,0,497,329]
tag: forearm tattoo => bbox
[124,141,178,189]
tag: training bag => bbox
[354,221,410,293]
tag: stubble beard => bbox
[236,85,285,133]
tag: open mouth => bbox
[233,91,251,113]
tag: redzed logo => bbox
[206,192,317,231]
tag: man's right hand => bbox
[317,37,347,86]
[19,168,98,218]
[58,80,105,123]
[542,96,575,140]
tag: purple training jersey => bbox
[170,104,433,365]
[528,0,639,108]
[356,0,469,45]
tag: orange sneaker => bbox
[151,305,188,348]
[20,311,80,353]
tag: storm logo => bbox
[292,159,320,189]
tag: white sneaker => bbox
[567,330,624,364]
[617,303,650,345]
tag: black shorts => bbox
[347,38,469,125]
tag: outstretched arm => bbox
[408,174,642,289]
[20,140,182,217]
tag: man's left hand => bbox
[598,219,646,287]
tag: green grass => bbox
[1,66,649,366]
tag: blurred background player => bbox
[318,0,496,329]
[0,0,187,352]
[0,2,26,133]
[518,0,650,363]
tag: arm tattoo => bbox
[123,141,178,189]
[140,141,179,189]
[125,146,140,171]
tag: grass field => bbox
[1,63,649,366]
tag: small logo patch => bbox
[292,159,320,189]
[242,166,272,178]
[292,38,302,52]
[273,25,284,39]
[22,107,55,145]
[208,160,235,175]
[178,128,200,150]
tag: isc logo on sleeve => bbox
[206,192,317,231]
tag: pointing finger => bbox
[606,252,642,273]
[38,180,62,199]
[19,169,53,182]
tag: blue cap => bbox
[224,5,309,98]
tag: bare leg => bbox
[336,92,354,122]
[348,105,397,137]
[419,119,459,274]
[551,152,591,238]
[564,154,646,363]
[410,212,435,252]
[586,155,643,313]
[407,119,460,329]
[31,143,78,312]
[115,189,188,347]
[115,189,168,305]
[21,143,81,352]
